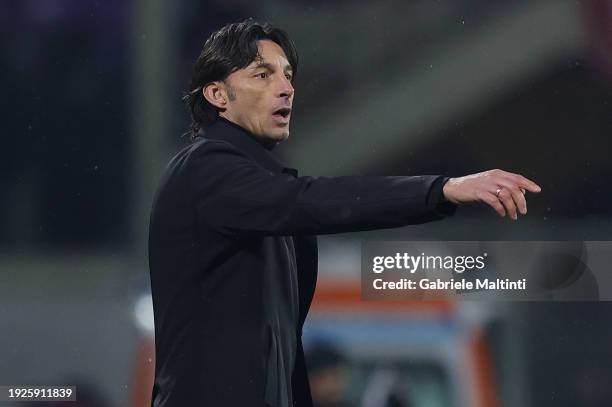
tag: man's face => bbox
[219,39,294,142]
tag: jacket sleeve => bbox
[190,140,456,237]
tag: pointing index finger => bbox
[518,176,541,193]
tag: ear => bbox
[202,81,228,109]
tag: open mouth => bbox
[272,107,291,119]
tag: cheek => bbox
[233,84,272,131]
[253,96,271,125]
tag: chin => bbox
[271,129,290,141]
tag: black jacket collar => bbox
[196,117,298,177]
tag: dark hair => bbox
[183,18,298,141]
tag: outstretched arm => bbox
[191,141,455,237]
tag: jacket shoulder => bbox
[164,138,251,176]
[182,137,256,166]
[185,137,244,158]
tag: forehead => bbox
[250,39,290,68]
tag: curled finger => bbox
[482,191,506,217]
[497,188,518,220]
[498,181,528,215]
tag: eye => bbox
[257,72,268,79]
[285,73,293,81]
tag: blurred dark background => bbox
[1,0,611,406]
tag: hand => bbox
[442,169,541,220]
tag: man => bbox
[148,19,541,406]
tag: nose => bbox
[278,75,294,99]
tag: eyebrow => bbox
[251,62,293,75]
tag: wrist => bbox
[443,178,460,204]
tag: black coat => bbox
[148,117,456,406]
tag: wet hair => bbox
[183,18,298,141]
